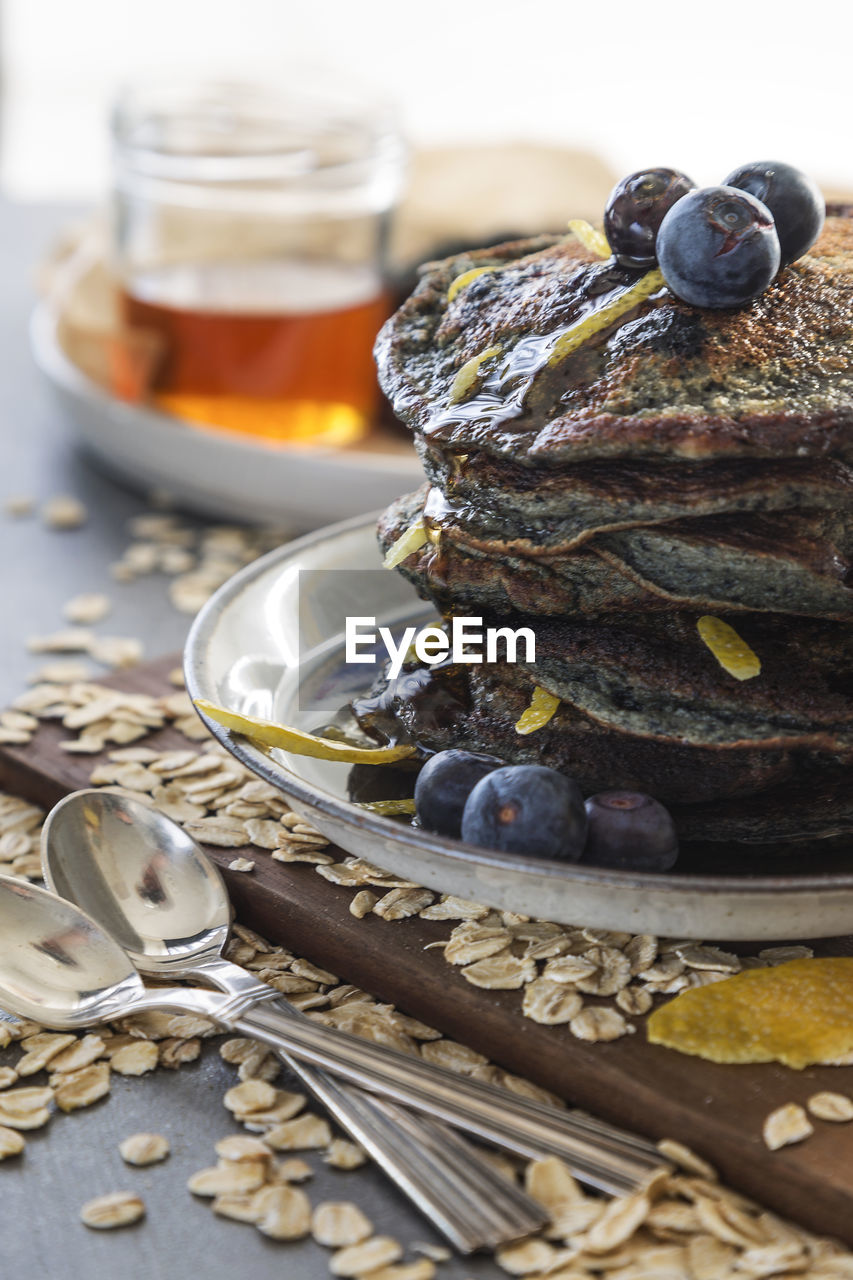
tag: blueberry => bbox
[657,186,781,309]
[603,168,696,267]
[461,765,587,861]
[582,792,678,871]
[723,161,824,267]
[414,749,503,838]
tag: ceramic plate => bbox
[30,302,422,529]
[184,514,853,940]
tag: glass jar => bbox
[110,75,406,445]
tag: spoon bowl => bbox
[0,873,147,1027]
[43,789,229,975]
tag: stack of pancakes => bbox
[368,213,853,845]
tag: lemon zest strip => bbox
[382,521,429,569]
[567,219,612,259]
[697,616,761,681]
[448,345,503,406]
[547,269,664,368]
[194,699,416,764]
[515,686,561,735]
[447,266,495,304]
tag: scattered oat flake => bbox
[63,593,111,624]
[311,1200,373,1247]
[496,1237,557,1273]
[43,495,87,529]
[324,1139,366,1170]
[111,1040,158,1076]
[329,1236,403,1276]
[763,1103,814,1150]
[807,1091,853,1122]
[569,1006,630,1042]
[55,1062,111,1112]
[224,1079,278,1114]
[80,1191,145,1229]
[188,1164,266,1197]
[254,1185,312,1240]
[0,1125,26,1158]
[228,857,255,872]
[4,494,34,518]
[119,1132,170,1165]
[647,957,853,1067]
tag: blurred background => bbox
[10,0,853,529]
[5,0,853,202]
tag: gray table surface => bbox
[0,200,500,1279]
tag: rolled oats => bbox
[80,1191,145,1229]
[224,1079,278,1114]
[461,952,536,989]
[119,1132,170,1165]
[349,890,378,918]
[495,1237,557,1274]
[187,1163,267,1197]
[762,1103,814,1151]
[0,1125,26,1159]
[111,1041,159,1076]
[324,1139,367,1170]
[329,1236,403,1276]
[55,1063,111,1112]
[311,1201,373,1248]
[265,1114,332,1151]
[569,1006,630,1042]
[807,1091,853,1122]
[159,1037,202,1069]
[43,495,87,529]
[525,1157,583,1211]
[49,1034,106,1074]
[254,1185,312,1240]
[215,1134,272,1163]
[522,978,584,1025]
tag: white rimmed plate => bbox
[184,514,853,940]
[30,301,422,528]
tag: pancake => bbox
[366,211,853,845]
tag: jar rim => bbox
[111,74,404,186]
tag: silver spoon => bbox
[0,864,662,1193]
[40,789,543,1251]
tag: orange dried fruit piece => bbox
[448,345,503,405]
[194,699,416,765]
[567,219,611,259]
[515,686,560,735]
[447,266,496,304]
[647,957,853,1069]
[697,615,761,681]
[547,269,664,368]
[382,521,429,569]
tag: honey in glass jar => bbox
[110,78,406,445]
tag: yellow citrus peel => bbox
[194,699,416,764]
[448,345,503,405]
[447,266,495,304]
[515,686,561,735]
[697,615,761,681]
[567,219,611,259]
[547,269,664,368]
[382,521,429,569]
[356,799,418,816]
[647,958,853,1069]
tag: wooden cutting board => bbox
[3,654,853,1245]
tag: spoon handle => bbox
[233,998,664,1196]
[271,1052,546,1251]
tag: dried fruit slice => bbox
[194,700,416,765]
[567,219,611,259]
[697,615,761,681]
[547,269,664,367]
[448,344,503,405]
[447,266,496,303]
[382,521,429,569]
[647,957,853,1068]
[515,686,561,735]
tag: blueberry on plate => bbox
[724,161,824,267]
[582,792,679,871]
[414,749,503,838]
[461,764,587,861]
[603,167,696,266]
[657,186,781,309]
